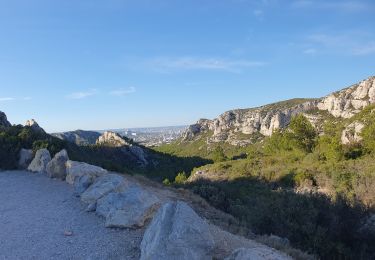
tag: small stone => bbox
[64,231,73,236]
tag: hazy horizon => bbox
[1,0,374,132]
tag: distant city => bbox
[99,126,188,147]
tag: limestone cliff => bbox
[183,76,375,144]
[96,131,131,147]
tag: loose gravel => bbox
[0,171,143,260]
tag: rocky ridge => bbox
[96,131,131,147]
[183,76,375,145]
[52,130,101,145]
[0,111,11,127]
[25,119,45,133]
[22,148,292,259]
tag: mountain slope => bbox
[52,130,101,145]
[183,76,375,145]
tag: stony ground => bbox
[0,171,143,260]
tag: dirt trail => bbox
[0,171,143,260]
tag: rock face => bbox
[183,99,318,143]
[318,77,375,118]
[27,149,51,173]
[52,130,101,146]
[341,121,365,144]
[183,76,375,144]
[80,174,128,205]
[140,201,215,260]
[225,247,291,260]
[46,149,69,180]
[96,131,130,147]
[0,111,11,127]
[25,119,45,133]
[96,185,160,228]
[18,149,33,169]
[129,145,148,166]
[65,160,108,194]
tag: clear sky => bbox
[0,0,374,133]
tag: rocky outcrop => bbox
[183,76,375,144]
[183,99,318,143]
[65,160,108,194]
[0,111,11,127]
[140,201,215,260]
[129,145,148,166]
[52,130,101,146]
[18,149,33,169]
[46,149,69,180]
[318,77,375,118]
[341,121,365,144]
[96,185,160,228]
[27,149,51,173]
[25,119,45,133]
[225,247,291,260]
[96,131,130,147]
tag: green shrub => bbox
[174,171,188,184]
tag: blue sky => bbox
[0,0,374,132]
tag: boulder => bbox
[80,174,128,205]
[140,201,215,260]
[225,247,291,260]
[27,149,51,173]
[65,160,107,184]
[96,185,160,228]
[46,149,69,180]
[18,149,33,169]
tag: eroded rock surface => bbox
[183,76,375,144]
[96,131,130,147]
[25,119,45,133]
[341,121,365,144]
[96,185,160,228]
[46,149,69,180]
[18,149,33,169]
[80,174,128,205]
[140,201,215,260]
[27,149,51,173]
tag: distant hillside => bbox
[52,126,187,147]
[182,76,375,146]
[52,130,101,146]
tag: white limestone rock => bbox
[46,149,69,180]
[27,149,51,173]
[140,201,215,260]
[318,77,375,118]
[25,119,45,133]
[80,174,129,205]
[18,149,33,169]
[96,131,130,147]
[341,121,365,145]
[96,185,160,228]
[65,160,107,185]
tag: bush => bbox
[211,146,227,162]
[174,171,188,184]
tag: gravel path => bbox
[0,171,143,260]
